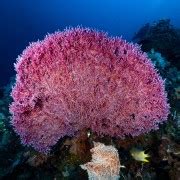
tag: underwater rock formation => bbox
[10,27,169,153]
[133,19,180,69]
[80,142,120,180]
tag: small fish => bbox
[130,148,150,163]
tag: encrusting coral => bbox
[80,142,121,180]
[10,27,169,153]
[147,49,169,70]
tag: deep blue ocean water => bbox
[0,0,180,86]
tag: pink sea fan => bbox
[10,27,169,153]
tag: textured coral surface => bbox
[80,142,120,179]
[10,27,169,153]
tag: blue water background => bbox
[0,0,179,86]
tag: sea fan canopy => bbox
[10,27,169,153]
